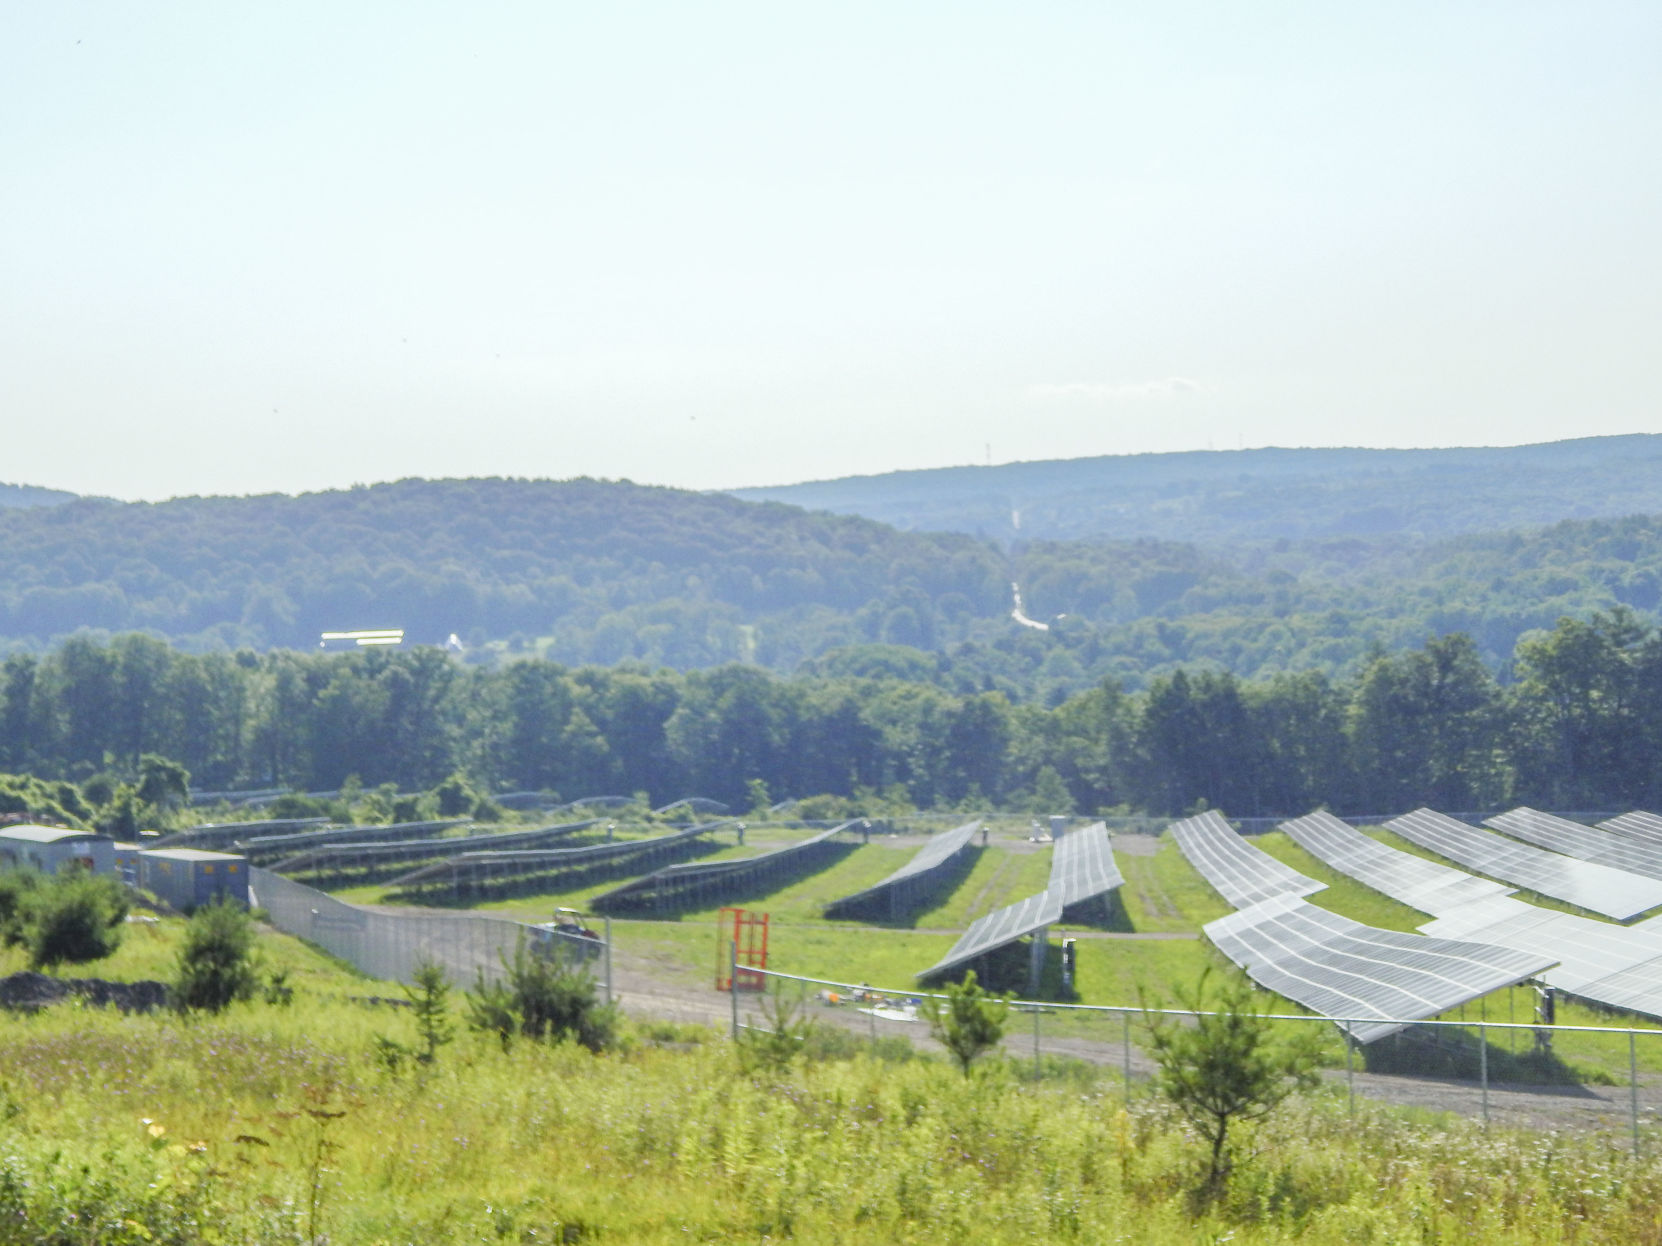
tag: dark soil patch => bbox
[0,971,169,1014]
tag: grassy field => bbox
[7,915,1662,1242]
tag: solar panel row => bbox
[1484,807,1662,882]
[1386,808,1662,922]
[1049,822,1124,908]
[921,823,1125,979]
[1421,896,1662,1022]
[823,820,980,916]
[1170,810,1325,910]
[1207,894,1558,1044]
[1601,811,1662,847]
[923,889,1064,979]
[1279,809,1512,915]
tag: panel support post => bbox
[1028,926,1049,997]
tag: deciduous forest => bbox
[6,609,1662,820]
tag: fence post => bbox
[1122,1011,1132,1107]
[1631,1030,1641,1158]
[1033,1008,1041,1081]
[1479,1021,1489,1126]
[604,917,613,1002]
[729,940,739,1040]
[1345,1026,1355,1116]
[869,998,877,1050]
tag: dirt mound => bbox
[0,972,169,1014]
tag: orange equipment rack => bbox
[715,906,769,991]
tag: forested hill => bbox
[729,434,1662,546]
[0,478,1008,662]
[0,482,77,510]
[9,475,1662,695]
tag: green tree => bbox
[466,939,617,1053]
[26,870,129,969]
[1347,633,1505,812]
[1144,972,1325,1204]
[736,983,816,1075]
[404,958,455,1065]
[173,897,260,1013]
[922,970,1010,1077]
[136,753,191,811]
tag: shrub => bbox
[26,870,128,969]
[922,970,1010,1076]
[466,939,617,1053]
[0,871,41,949]
[173,897,260,1013]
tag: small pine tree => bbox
[404,959,454,1064]
[922,970,1011,1077]
[736,984,815,1074]
[173,897,260,1013]
[1144,970,1326,1204]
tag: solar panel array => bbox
[920,823,1123,979]
[823,820,980,917]
[271,819,599,873]
[1207,893,1558,1043]
[923,889,1064,980]
[1049,822,1123,907]
[390,822,722,888]
[1600,811,1662,847]
[1484,807,1662,881]
[1171,810,1326,910]
[592,823,853,908]
[1386,808,1662,921]
[1422,895,1662,1021]
[1279,810,1512,915]
[241,818,474,862]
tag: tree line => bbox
[4,609,1662,820]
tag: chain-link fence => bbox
[250,867,604,988]
[735,963,1662,1151]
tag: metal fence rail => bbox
[250,867,604,989]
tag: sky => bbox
[3,2,1660,502]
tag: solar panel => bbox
[1207,894,1557,1043]
[1484,807,1662,882]
[1171,810,1326,910]
[922,888,1064,979]
[824,821,980,915]
[1279,810,1512,915]
[1049,822,1123,908]
[1385,808,1662,922]
[1420,895,1662,1021]
[1599,811,1662,847]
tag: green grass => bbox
[1252,831,1430,932]
[10,933,1662,1243]
[1115,836,1234,932]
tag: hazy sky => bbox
[4,3,1659,501]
